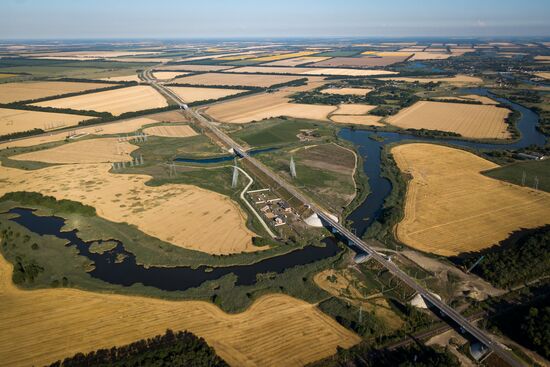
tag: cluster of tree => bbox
[78,105,180,126]
[425,98,482,105]
[167,82,262,91]
[56,77,137,85]
[0,102,106,117]
[318,297,386,337]
[0,128,44,142]
[520,306,550,359]
[49,329,229,367]
[455,227,550,288]
[312,343,460,367]
[11,255,44,285]
[404,128,461,138]
[290,91,370,105]
[0,191,97,216]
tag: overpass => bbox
[142,68,524,367]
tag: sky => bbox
[1,0,549,39]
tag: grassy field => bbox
[230,118,336,147]
[255,143,356,215]
[483,159,550,193]
[393,143,550,256]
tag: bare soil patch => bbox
[320,87,372,96]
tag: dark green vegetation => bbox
[49,329,228,367]
[230,117,336,147]
[454,227,550,289]
[311,343,460,367]
[484,283,550,362]
[313,50,362,57]
[1,191,96,216]
[0,57,153,79]
[484,159,550,193]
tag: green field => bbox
[230,118,336,147]
[484,159,550,193]
[0,58,154,79]
[255,143,356,215]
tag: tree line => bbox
[48,329,229,367]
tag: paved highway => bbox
[142,68,524,367]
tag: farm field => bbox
[27,51,160,59]
[534,72,550,79]
[0,81,113,103]
[312,55,409,67]
[250,51,316,62]
[0,111,187,150]
[330,115,384,126]
[377,74,482,85]
[392,143,550,256]
[11,138,137,163]
[206,90,336,123]
[0,108,94,135]
[225,66,398,76]
[0,73,16,79]
[32,86,168,116]
[0,162,256,254]
[386,101,511,139]
[172,72,302,87]
[484,159,550,193]
[320,87,372,96]
[409,52,452,60]
[333,104,377,115]
[167,86,247,103]
[100,74,141,82]
[152,71,189,80]
[0,255,360,367]
[156,64,235,72]
[264,56,330,67]
[142,124,197,137]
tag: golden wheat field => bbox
[225,66,398,76]
[386,101,511,139]
[206,91,336,123]
[11,138,137,163]
[0,163,257,255]
[0,255,360,367]
[0,108,94,135]
[330,115,384,126]
[0,112,187,150]
[142,124,197,137]
[250,51,317,62]
[0,81,113,103]
[333,104,377,115]
[152,71,189,80]
[167,86,246,103]
[156,64,235,72]
[320,87,372,96]
[32,86,168,116]
[264,56,331,67]
[172,72,303,87]
[392,143,550,256]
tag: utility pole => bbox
[534,176,539,190]
[521,170,526,186]
[232,165,239,188]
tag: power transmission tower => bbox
[290,156,296,178]
[139,155,144,165]
[358,306,363,323]
[521,170,526,186]
[534,176,539,190]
